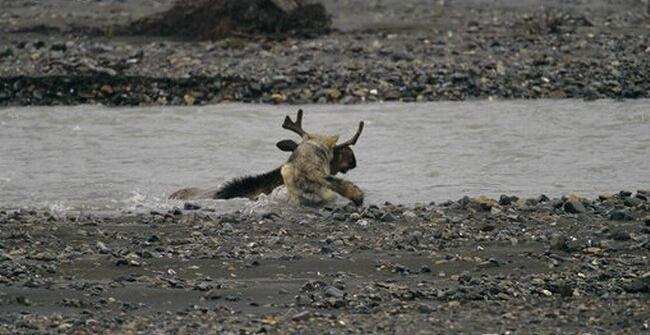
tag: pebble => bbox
[609,209,633,221]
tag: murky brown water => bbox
[0,100,648,211]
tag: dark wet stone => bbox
[408,231,423,246]
[184,202,201,210]
[224,294,241,302]
[608,229,631,241]
[609,209,633,221]
[204,290,222,300]
[619,190,633,197]
[15,296,32,306]
[623,276,649,293]
[418,303,436,314]
[480,223,496,232]
[499,195,518,206]
[564,200,586,214]
[324,286,345,299]
[0,48,13,58]
[380,212,397,222]
[50,43,67,52]
[391,50,415,62]
[194,282,212,291]
[550,236,582,252]
[623,197,642,208]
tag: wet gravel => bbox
[1,191,648,333]
[1,0,649,106]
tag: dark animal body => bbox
[169,115,359,201]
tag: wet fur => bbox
[169,146,357,201]
[281,135,364,206]
[214,167,283,199]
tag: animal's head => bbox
[276,109,363,174]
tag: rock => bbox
[194,282,212,291]
[96,241,111,254]
[391,51,415,62]
[403,211,417,219]
[498,195,514,206]
[480,223,496,232]
[183,94,196,105]
[184,202,201,210]
[563,199,586,214]
[326,89,341,100]
[50,43,67,52]
[270,93,286,104]
[409,231,423,246]
[100,85,114,95]
[380,212,397,222]
[418,303,436,314]
[324,286,345,298]
[608,229,631,241]
[609,209,633,221]
[473,196,498,211]
[291,310,311,321]
[204,290,222,300]
[623,276,649,293]
[619,190,633,197]
[623,197,642,207]
[0,48,13,58]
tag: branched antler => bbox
[335,121,364,149]
[282,109,307,137]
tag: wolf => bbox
[169,110,362,202]
[279,109,365,206]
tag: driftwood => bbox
[127,0,331,40]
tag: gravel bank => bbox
[1,0,649,106]
[1,191,648,333]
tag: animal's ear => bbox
[276,139,298,152]
[324,135,339,149]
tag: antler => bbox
[335,121,364,149]
[282,109,307,137]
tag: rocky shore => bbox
[1,0,649,106]
[1,191,648,333]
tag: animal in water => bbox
[169,110,362,203]
[279,109,365,206]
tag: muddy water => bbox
[0,100,648,211]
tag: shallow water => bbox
[0,100,648,211]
